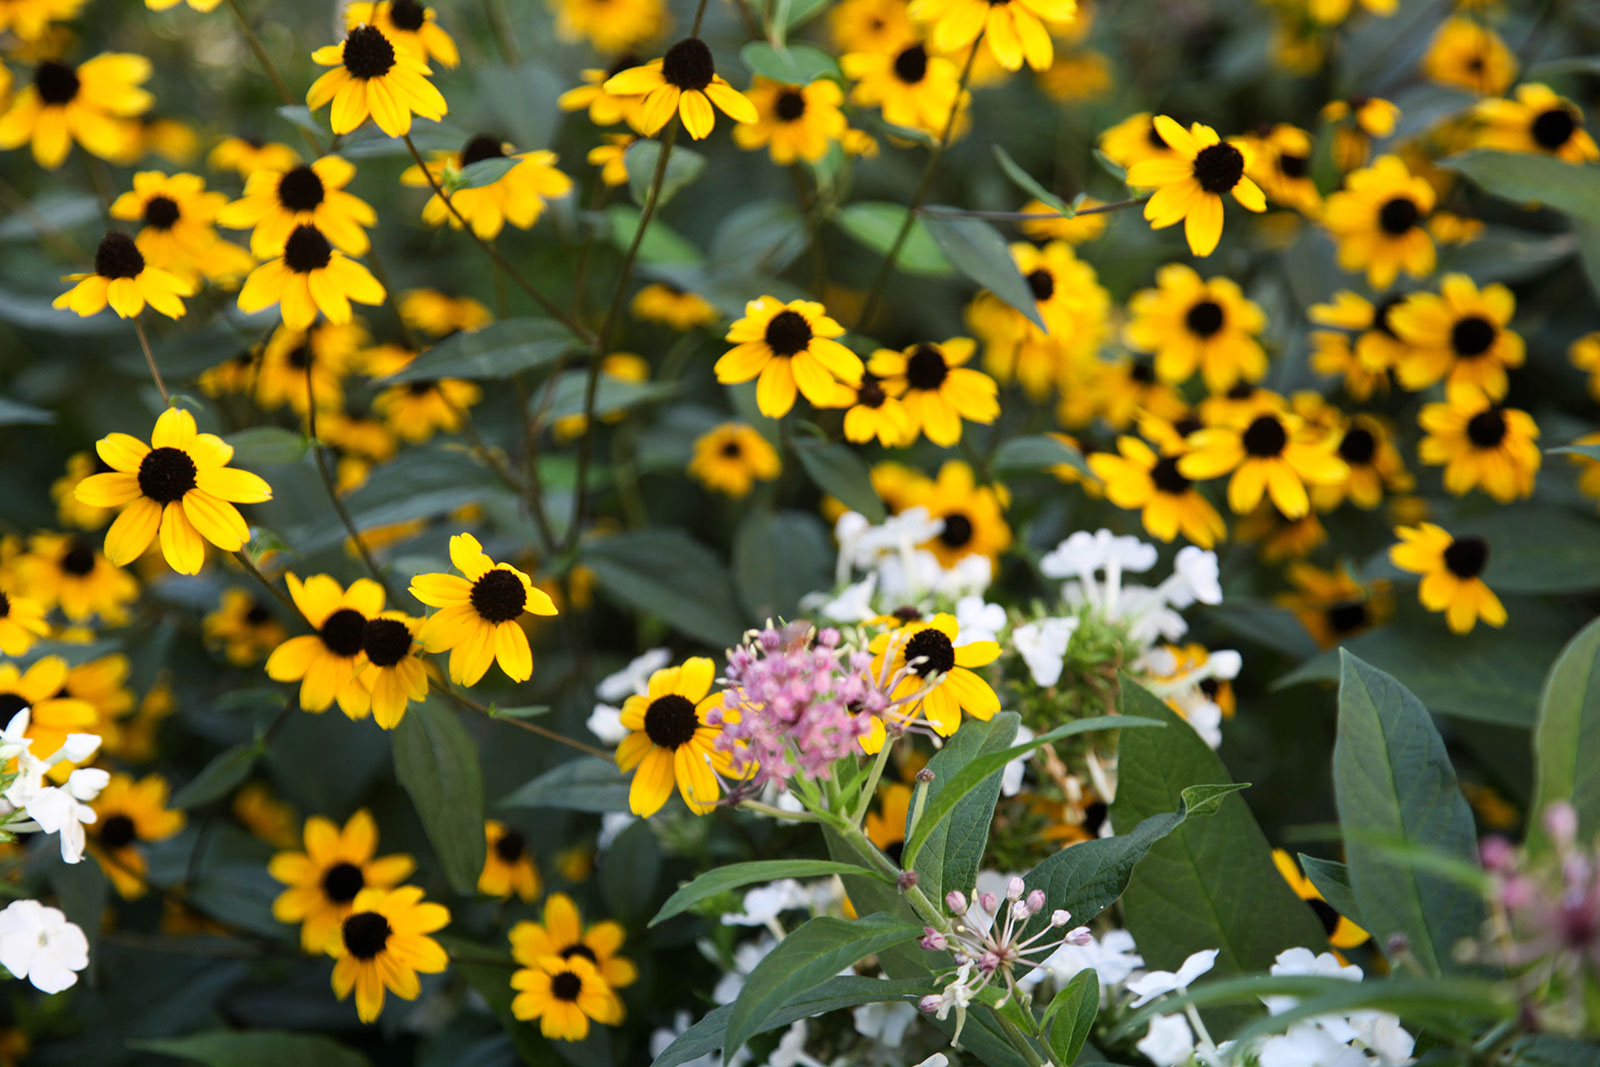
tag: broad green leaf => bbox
[1510,1035,1600,1067]
[442,935,547,1063]
[600,818,661,924]
[1298,854,1362,928]
[226,426,308,467]
[456,156,519,188]
[1443,151,1600,223]
[708,199,809,276]
[911,712,1019,902]
[1045,968,1099,1067]
[625,140,706,208]
[1576,219,1600,301]
[739,41,840,85]
[171,743,258,809]
[607,205,702,264]
[1529,616,1600,851]
[921,210,1047,330]
[0,396,55,425]
[129,1032,368,1067]
[1548,441,1600,461]
[1387,506,1600,594]
[276,104,325,135]
[990,433,1090,477]
[392,696,487,896]
[582,529,745,647]
[1333,651,1484,974]
[651,860,885,927]
[733,509,831,622]
[993,145,1068,211]
[778,0,832,32]
[723,913,925,1056]
[500,757,630,813]
[834,202,953,277]
[382,318,572,382]
[793,440,887,522]
[0,193,99,241]
[541,369,680,420]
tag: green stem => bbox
[132,317,170,405]
[303,362,394,599]
[997,1010,1049,1067]
[852,742,893,829]
[222,0,323,158]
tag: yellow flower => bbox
[909,459,1012,567]
[374,374,483,443]
[1123,263,1267,392]
[732,77,849,164]
[841,40,969,140]
[343,0,459,68]
[841,373,915,447]
[15,531,139,624]
[0,580,49,656]
[399,288,491,336]
[510,955,624,1040]
[0,54,151,169]
[1089,435,1227,548]
[0,658,98,774]
[330,886,450,1022]
[1570,331,1600,403]
[830,0,916,53]
[479,820,541,901]
[233,781,300,848]
[1277,562,1391,650]
[1474,83,1599,163]
[1243,123,1321,215]
[204,588,286,666]
[910,0,1076,71]
[864,612,1000,751]
[237,224,385,331]
[218,155,376,259]
[688,423,781,497]
[631,281,718,330]
[74,407,273,574]
[868,338,998,446]
[1422,16,1515,95]
[603,39,759,140]
[0,0,84,41]
[615,657,734,817]
[1017,197,1107,244]
[1416,383,1539,502]
[1321,96,1400,172]
[549,0,666,53]
[1037,49,1111,102]
[145,0,222,9]
[716,296,862,417]
[269,808,416,954]
[588,133,636,186]
[357,612,429,729]
[1304,0,1394,25]
[109,171,253,287]
[1272,850,1371,948]
[509,892,637,989]
[265,574,386,717]
[1389,523,1505,633]
[1179,398,1348,519]
[1126,117,1266,257]
[968,240,1109,401]
[1099,111,1180,173]
[1389,273,1523,398]
[90,773,185,898]
[306,24,448,138]
[560,60,651,132]
[255,320,368,414]
[54,231,192,320]
[1307,291,1405,401]
[52,452,116,530]
[1312,414,1412,511]
[401,136,573,239]
[1321,154,1436,289]
[410,533,557,686]
[207,136,301,178]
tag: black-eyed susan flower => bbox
[1474,83,1599,163]
[841,40,969,140]
[0,54,151,168]
[510,955,624,1040]
[54,231,192,319]
[615,657,733,817]
[910,460,1011,567]
[1308,291,1405,401]
[358,613,428,729]
[1244,123,1321,215]
[15,532,138,624]
[1278,562,1392,650]
[1126,117,1265,256]
[732,77,848,164]
[509,892,637,989]
[207,136,301,179]
[588,133,636,186]
[237,223,385,331]
[1422,17,1515,96]
[631,282,717,330]
[688,423,781,497]
[1322,154,1436,289]
[1390,273,1523,398]
[1089,359,1189,431]
[1312,414,1412,511]
[1123,263,1267,392]
[559,58,649,132]
[603,39,758,140]
[551,0,665,53]
[1389,523,1504,633]
[1100,111,1179,173]
[910,0,1076,71]
[841,372,914,447]
[256,320,368,414]
[479,820,541,901]
[330,886,449,1022]
[89,773,184,898]
[1180,398,1348,519]
[830,0,915,52]
[1417,383,1539,502]
[410,533,557,686]
[373,375,482,444]
[108,171,252,288]
[868,338,998,446]
[967,240,1109,401]
[399,288,491,336]
[306,23,447,138]
[233,781,300,848]
[0,580,48,656]
[218,155,376,258]
[1273,849,1371,948]
[1018,196,1108,244]
[1571,331,1600,403]
[1089,435,1227,548]
[52,452,116,531]
[401,135,573,239]
[1321,95,1400,169]
[866,612,1000,751]
[270,809,415,954]
[74,407,273,574]
[204,588,287,666]
[265,574,386,716]
[0,658,98,772]
[344,0,458,68]
[864,782,912,861]
[716,297,862,417]
[0,0,85,41]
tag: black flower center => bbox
[1278,152,1309,179]
[1130,361,1156,384]
[95,232,145,280]
[719,438,743,458]
[0,693,25,718]
[137,446,197,504]
[319,608,368,658]
[1083,800,1108,835]
[938,513,973,548]
[551,971,583,1001]
[1466,408,1507,448]
[764,309,813,357]
[1326,600,1369,634]
[1450,315,1495,357]
[494,828,526,863]
[892,605,921,622]
[342,24,397,80]
[1443,536,1489,579]
[246,600,273,624]
[389,0,426,31]
[1242,415,1288,458]
[99,814,137,850]
[342,911,391,960]
[643,693,698,749]
[1026,268,1054,302]
[407,379,437,396]
[892,44,928,84]
[1309,897,1341,936]
[905,344,948,391]
[1372,295,1403,338]
[361,617,412,668]
[277,166,326,211]
[1338,427,1376,465]
[470,569,527,623]
[559,942,597,963]
[661,37,714,91]
[143,196,181,230]
[1174,415,1203,437]
[1199,677,1220,698]
[283,225,333,273]
[1531,107,1577,150]
[1226,382,1255,400]
[1150,455,1191,494]
[322,861,366,903]
[35,61,80,105]
[775,90,807,122]
[904,628,955,677]
[1192,143,1244,194]
[286,343,313,369]
[460,134,505,167]
[607,52,642,78]
[1185,300,1225,338]
[61,540,98,576]
[1378,197,1420,235]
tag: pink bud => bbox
[1050,909,1072,928]
[1544,802,1578,847]
[1026,889,1047,914]
[919,995,943,1015]
[978,951,1001,973]
[1007,876,1026,900]
[980,892,999,914]
[946,891,967,914]
[1479,835,1515,871]
[1065,926,1093,946]
[1010,901,1031,921]
[921,927,948,951]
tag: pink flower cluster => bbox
[710,622,880,790]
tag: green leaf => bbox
[606,205,701,264]
[456,156,520,188]
[793,439,887,522]
[920,210,1047,330]
[500,757,630,813]
[650,976,932,1067]
[0,396,55,425]
[1093,148,1127,182]
[834,202,953,277]
[733,509,831,622]
[912,712,1019,902]
[582,529,744,647]
[992,145,1068,212]
[1112,679,1327,991]
[276,105,325,135]
[651,860,884,927]
[1529,616,1600,851]
[903,714,1164,872]
[625,140,706,209]
[990,433,1091,477]
[226,426,308,467]
[541,370,680,420]
[723,913,925,1057]
[600,818,661,924]
[1510,1035,1600,1067]
[171,744,259,809]
[382,318,572,382]
[1576,219,1600,301]
[1548,441,1600,461]
[1333,651,1484,974]
[1044,969,1099,1067]
[1442,150,1600,223]
[129,1032,368,1067]
[1298,855,1362,926]
[739,41,840,85]
[0,193,99,241]
[1226,976,1512,1046]
[1387,506,1600,594]
[392,697,486,896]
[489,704,551,719]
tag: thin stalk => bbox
[997,1011,1049,1067]
[304,362,394,599]
[222,0,324,157]
[919,197,1149,221]
[232,550,300,617]
[852,742,893,829]
[427,678,612,760]
[132,318,171,405]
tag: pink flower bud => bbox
[919,995,943,1015]
[1007,876,1026,900]
[980,892,999,914]
[1026,889,1047,914]
[1478,835,1515,871]
[978,951,1001,973]
[1051,909,1072,928]
[946,891,967,914]
[1010,900,1031,921]
[1065,926,1093,945]
[1544,802,1578,847]
[921,927,948,951]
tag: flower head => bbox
[688,423,781,498]
[410,533,557,685]
[306,23,448,137]
[1417,383,1539,502]
[603,39,758,140]
[329,886,450,1022]
[1389,523,1504,634]
[0,54,151,168]
[269,808,415,954]
[1126,117,1266,256]
[55,231,193,319]
[616,657,737,816]
[237,223,386,330]
[0,900,89,994]
[716,297,863,417]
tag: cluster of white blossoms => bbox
[813,507,994,622]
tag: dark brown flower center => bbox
[1150,455,1191,494]
[95,232,145,280]
[1338,427,1376,465]
[35,62,80,105]
[319,608,368,658]
[470,569,527,623]
[361,617,412,668]
[341,911,391,959]
[1185,300,1225,338]
[1242,415,1288,458]
[246,600,274,624]
[938,513,973,548]
[494,828,527,863]
[1192,143,1244,194]
[905,344,948,391]
[0,692,24,718]
[904,628,955,677]
[61,540,98,576]
[342,25,397,80]
[1309,896,1342,935]
[643,693,698,749]
[775,90,807,122]
[137,446,197,504]
[277,166,325,211]
[1372,295,1403,338]
[661,37,714,91]
[1129,360,1156,384]
[764,309,813,357]
[1466,408,1507,448]
[460,134,505,166]
[892,44,928,84]
[389,0,426,31]
[322,861,366,903]
[1443,536,1488,579]
[1326,600,1369,634]
[143,196,181,230]
[551,971,583,1001]
[1450,315,1495,357]
[856,375,887,408]
[283,225,333,273]
[1278,152,1309,179]
[559,942,597,962]
[1026,269,1054,302]
[99,814,137,850]
[719,438,742,458]
[1532,107,1577,150]
[1378,197,1420,235]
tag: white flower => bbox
[596,648,672,703]
[0,900,89,994]
[1125,948,1218,1008]
[0,710,33,766]
[723,879,819,927]
[913,1056,950,1067]
[3,731,102,815]
[1165,546,1222,608]
[1024,927,1145,989]
[932,553,993,598]
[1350,1012,1415,1065]
[1137,1013,1196,1067]
[765,1021,824,1067]
[713,934,778,1005]
[815,574,878,624]
[853,996,918,1048]
[1178,695,1223,749]
[1041,529,1157,580]
[1013,616,1078,687]
[587,704,628,746]
[597,812,635,852]
[1258,1021,1369,1067]
[954,595,1007,645]
[1001,725,1034,797]
[25,767,108,864]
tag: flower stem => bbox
[852,742,893,829]
[221,0,323,158]
[132,317,170,405]
[426,678,612,760]
[997,1011,1049,1067]
[917,197,1150,221]
[303,361,395,599]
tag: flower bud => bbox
[1006,875,1025,900]
[1065,925,1093,946]
[1026,889,1046,914]
[1050,909,1072,928]
[898,870,920,892]
[946,890,968,914]
[1010,900,1031,921]
[919,994,944,1015]
[1478,835,1515,871]
[1543,801,1578,847]
[979,892,998,914]
[920,927,947,951]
